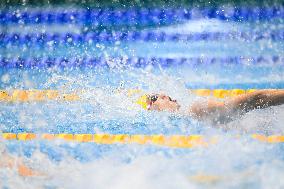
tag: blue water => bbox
[0,9,284,189]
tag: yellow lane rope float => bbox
[1,133,284,148]
[0,89,261,102]
[0,90,80,102]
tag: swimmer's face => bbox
[148,94,180,112]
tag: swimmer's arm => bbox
[225,89,284,113]
[189,89,284,120]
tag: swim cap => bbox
[136,94,149,110]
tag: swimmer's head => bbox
[137,94,180,112]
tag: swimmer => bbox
[137,89,284,123]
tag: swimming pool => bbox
[0,5,284,189]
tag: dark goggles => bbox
[149,95,158,103]
[149,95,174,103]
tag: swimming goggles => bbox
[150,95,173,102]
[147,94,159,109]
[149,95,158,103]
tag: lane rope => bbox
[0,89,272,102]
[0,56,282,68]
[2,133,284,148]
[1,31,283,45]
[0,7,283,25]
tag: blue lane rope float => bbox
[0,31,283,45]
[1,133,284,148]
[0,56,282,68]
[0,7,283,25]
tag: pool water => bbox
[0,7,284,189]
